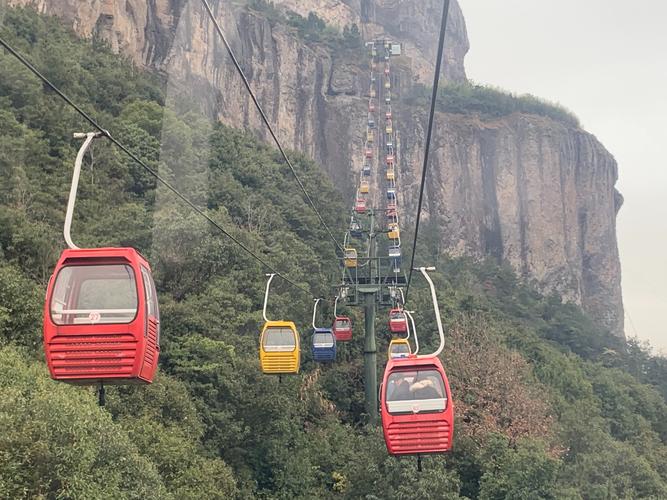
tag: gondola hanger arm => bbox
[262,273,276,323]
[64,132,104,250]
[415,266,445,358]
[312,298,322,329]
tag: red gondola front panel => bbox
[381,356,454,455]
[44,247,160,385]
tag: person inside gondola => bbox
[410,376,443,400]
[389,373,413,401]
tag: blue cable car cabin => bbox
[350,220,363,238]
[362,164,371,176]
[312,328,336,362]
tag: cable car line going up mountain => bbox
[199,0,344,254]
[405,0,451,302]
[0,34,314,298]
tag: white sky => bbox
[457,0,667,352]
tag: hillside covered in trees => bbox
[1,7,667,499]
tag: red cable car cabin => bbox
[332,315,353,341]
[388,308,408,334]
[381,355,454,455]
[44,247,160,385]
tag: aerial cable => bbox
[0,34,313,297]
[404,0,451,302]
[199,0,344,254]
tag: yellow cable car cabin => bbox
[344,247,358,268]
[367,130,373,142]
[260,321,300,374]
[386,169,395,181]
[384,80,391,90]
[360,180,370,194]
[388,338,411,358]
[388,223,400,240]
[370,88,376,98]
[386,124,393,135]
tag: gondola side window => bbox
[313,332,334,348]
[50,264,138,325]
[263,327,297,352]
[386,369,447,414]
[141,266,160,344]
[335,319,349,329]
[390,343,410,356]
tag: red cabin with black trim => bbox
[332,315,353,341]
[44,247,160,385]
[380,355,454,455]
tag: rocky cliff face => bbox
[398,112,624,336]
[5,0,624,336]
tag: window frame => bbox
[262,327,297,352]
[49,263,140,326]
[385,368,448,415]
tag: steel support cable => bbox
[0,34,313,297]
[404,0,451,302]
[199,0,344,254]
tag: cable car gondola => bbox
[350,219,363,238]
[388,338,411,358]
[389,245,402,272]
[344,248,358,268]
[384,80,391,90]
[388,223,400,240]
[384,66,390,75]
[259,274,301,374]
[386,154,395,166]
[381,355,453,455]
[312,328,336,363]
[44,133,160,386]
[362,163,371,176]
[355,198,367,214]
[387,188,397,201]
[380,267,454,456]
[389,308,408,333]
[360,180,370,194]
[386,124,393,135]
[332,296,353,341]
[386,110,392,119]
[386,169,395,181]
[367,130,374,142]
[311,299,336,362]
[368,118,376,129]
[369,101,376,112]
[45,247,160,384]
[365,148,373,159]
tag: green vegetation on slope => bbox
[1,6,667,499]
[406,82,581,128]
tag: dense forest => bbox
[1,7,667,499]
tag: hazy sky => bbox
[457,0,667,351]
